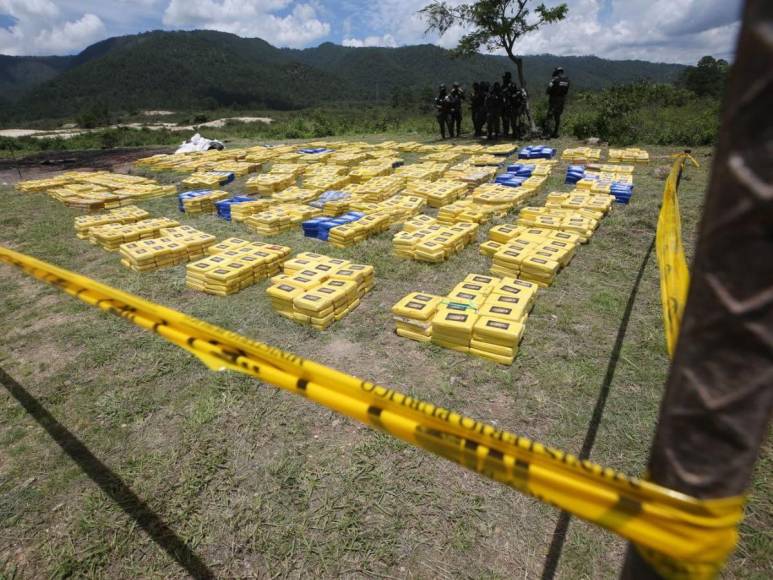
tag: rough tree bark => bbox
[621,0,773,576]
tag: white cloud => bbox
[348,0,742,64]
[0,0,743,60]
[0,0,106,55]
[32,13,106,53]
[162,0,331,48]
[342,33,397,47]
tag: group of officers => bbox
[434,66,570,140]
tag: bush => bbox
[565,82,720,146]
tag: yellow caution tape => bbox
[0,245,743,579]
[657,153,698,357]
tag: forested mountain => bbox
[286,43,685,95]
[0,54,74,101]
[1,30,686,120]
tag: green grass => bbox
[0,136,770,579]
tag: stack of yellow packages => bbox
[372,195,426,224]
[266,253,374,330]
[437,199,493,224]
[443,163,497,185]
[469,154,505,166]
[471,182,534,212]
[304,173,351,193]
[119,226,217,272]
[185,237,291,296]
[74,206,150,239]
[608,148,649,163]
[269,163,306,178]
[18,171,177,209]
[516,207,599,243]
[404,179,468,208]
[349,175,405,202]
[180,190,231,215]
[229,199,275,223]
[327,152,369,166]
[391,292,443,342]
[484,144,519,156]
[243,204,322,235]
[394,141,423,152]
[394,162,444,183]
[421,150,465,164]
[243,147,278,164]
[393,274,536,364]
[89,217,180,251]
[392,219,479,262]
[347,161,395,183]
[303,163,349,178]
[545,191,614,216]
[561,147,602,163]
[272,186,321,204]
[328,213,391,248]
[487,226,580,286]
[246,173,297,195]
[181,172,234,190]
[211,161,260,176]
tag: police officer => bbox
[510,84,527,138]
[471,82,486,137]
[485,82,504,140]
[434,84,451,139]
[449,82,465,137]
[546,66,570,138]
[501,72,515,138]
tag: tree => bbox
[420,0,568,133]
[680,55,730,98]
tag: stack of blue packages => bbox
[301,212,365,241]
[494,173,526,188]
[610,183,634,204]
[506,163,537,177]
[518,145,556,159]
[214,196,254,221]
[177,190,212,212]
[565,165,586,184]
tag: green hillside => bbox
[286,43,685,95]
[0,54,73,101]
[2,30,686,120]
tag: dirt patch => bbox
[0,147,175,185]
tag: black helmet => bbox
[503,71,512,80]
[439,83,446,90]
[553,67,564,76]
[453,82,460,88]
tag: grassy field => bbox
[0,136,770,579]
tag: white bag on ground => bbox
[175,133,224,154]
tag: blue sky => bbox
[0,0,742,64]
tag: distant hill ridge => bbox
[0,30,685,119]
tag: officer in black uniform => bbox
[511,83,527,138]
[470,83,481,137]
[501,72,515,138]
[485,82,504,140]
[546,66,570,138]
[449,82,465,137]
[434,84,451,139]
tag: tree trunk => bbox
[509,55,538,135]
[620,0,773,576]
